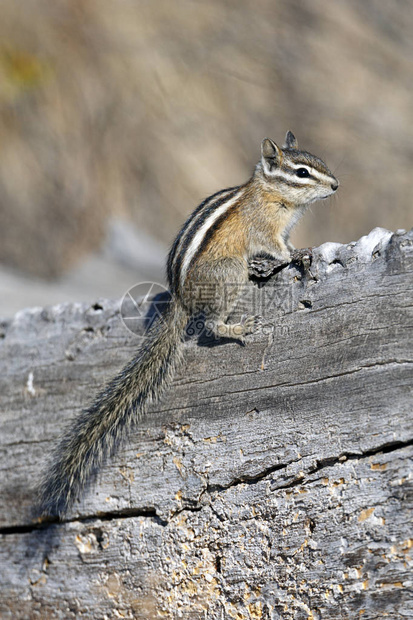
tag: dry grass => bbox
[0,0,412,278]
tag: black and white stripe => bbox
[266,162,335,187]
[167,185,244,291]
[287,162,335,184]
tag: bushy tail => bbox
[38,299,188,518]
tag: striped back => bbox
[167,185,244,292]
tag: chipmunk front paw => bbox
[248,254,289,279]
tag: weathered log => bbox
[0,227,412,619]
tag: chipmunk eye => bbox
[296,168,310,178]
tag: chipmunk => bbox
[39,131,338,517]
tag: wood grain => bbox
[0,228,412,619]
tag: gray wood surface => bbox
[0,227,412,619]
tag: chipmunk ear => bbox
[283,131,298,149]
[261,138,282,175]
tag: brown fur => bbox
[195,180,302,267]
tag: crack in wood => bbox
[0,507,167,536]
[193,359,413,398]
[2,438,411,537]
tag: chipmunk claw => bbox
[241,314,262,336]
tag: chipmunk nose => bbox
[331,180,339,191]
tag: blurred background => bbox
[0,0,412,318]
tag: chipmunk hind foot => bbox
[207,314,262,344]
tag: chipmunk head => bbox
[257,131,339,205]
